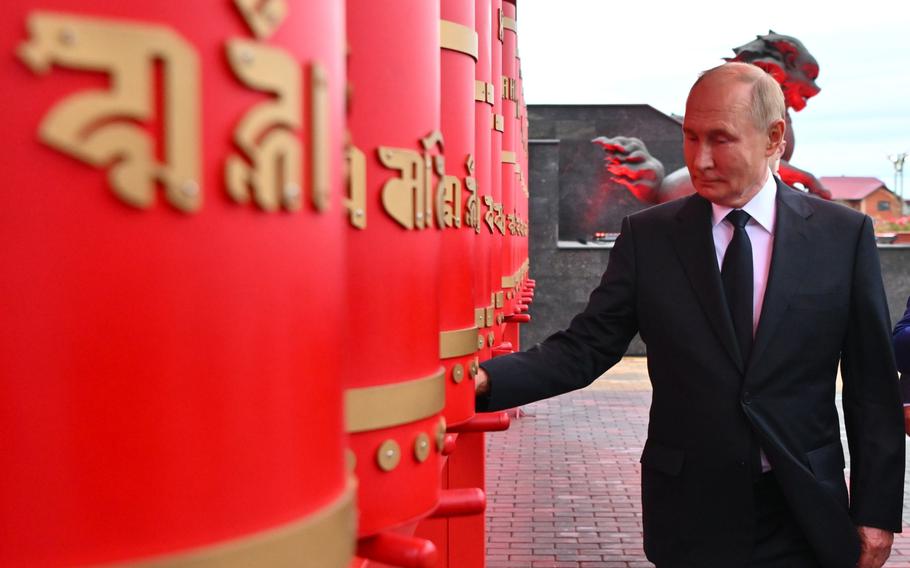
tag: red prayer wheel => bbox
[439,0,479,428]
[1,1,353,566]
[500,0,519,325]
[515,53,530,296]
[488,0,508,355]
[472,0,495,366]
[345,0,445,540]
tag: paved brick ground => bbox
[484,357,910,567]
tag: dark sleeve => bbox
[840,216,905,532]
[476,215,640,412]
[891,295,910,376]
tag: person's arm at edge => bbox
[891,296,910,406]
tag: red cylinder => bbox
[1,2,353,566]
[345,0,445,538]
[516,53,530,293]
[439,0,478,428]
[500,0,518,321]
[488,0,507,355]
[472,0,495,385]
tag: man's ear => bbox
[766,118,786,156]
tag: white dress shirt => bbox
[709,169,777,470]
[710,170,777,336]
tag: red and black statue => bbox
[594,31,830,203]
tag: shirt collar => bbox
[711,170,777,233]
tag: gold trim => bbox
[495,291,504,308]
[493,113,504,132]
[485,307,495,327]
[344,144,367,229]
[115,480,356,567]
[502,275,516,288]
[475,308,486,328]
[502,15,517,34]
[497,8,504,41]
[501,151,516,164]
[440,326,480,358]
[310,63,330,211]
[474,79,487,102]
[474,80,494,105]
[440,20,478,60]
[345,370,445,433]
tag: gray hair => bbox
[692,62,785,130]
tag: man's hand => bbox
[856,526,893,568]
[904,406,910,436]
[475,368,490,395]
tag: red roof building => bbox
[819,176,903,222]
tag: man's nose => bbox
[694,144,713,170]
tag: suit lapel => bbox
[671,194,744,373]
[747,181,813,374]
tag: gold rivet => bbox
[376,440,401,472]
[180,180,200,199]
[478,335,485,349]
[414,433,431,462]
[453,364,465,384]
[436,418,447,451]
[469,358,479,378]
[488,332,495,347]
[345,449,357,472]
[283,183,301,204]
[498,313,504,324]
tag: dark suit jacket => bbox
[479,181,904,568]
[892,297,910,402]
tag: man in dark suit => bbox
[476,63,904,567]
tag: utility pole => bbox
[888,152,908,215]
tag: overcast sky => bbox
[517,0,910,197]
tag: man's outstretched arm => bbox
[476,215,640,412]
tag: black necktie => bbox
[722,210,753,366]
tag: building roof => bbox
[819,176,888,200]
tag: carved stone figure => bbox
[593,31,830,203]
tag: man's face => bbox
[683,79,777,208]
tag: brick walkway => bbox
[484,357,910,567]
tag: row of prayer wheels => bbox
[0,1,532,566]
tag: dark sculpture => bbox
[593,31,831,203]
